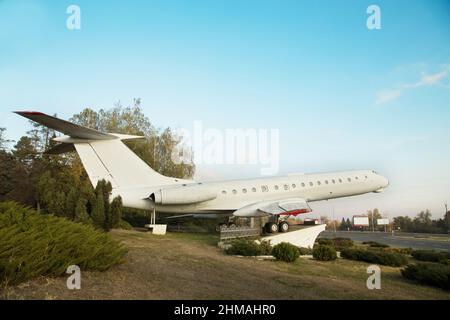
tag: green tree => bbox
[346,218,352,230]
[74,197,92,224]
[91,188,105,229]
[110,196,123,229]
[339,218,347,231]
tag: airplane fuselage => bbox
[114,169,389,215]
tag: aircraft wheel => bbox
[279,221,289,233]
[228,223,236,228]
[266,222,278,233]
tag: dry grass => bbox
[2,229,450,300]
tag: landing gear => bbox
[265,222,279,233]
[264,218,289,233]
[279,221,289,233]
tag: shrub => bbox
[298,247,313,255]
[118,219,133,230]
[272,242,300,262]
[401,263,450,290]
[317,238,333,246]
[0,202,127,286]
[340,248,408,267]
[332,237,354,250]
[411,250,450,264]
[258,240,273,255]
[363,241,390,248]
[313,245,337,261]
[384,247,413,255]
[225,239,272,256]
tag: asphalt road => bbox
[320,230,450,251]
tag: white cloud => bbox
[375,89,402,105]
[375,65,450,105]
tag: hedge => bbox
[0,202,127,286]
[225,239,272,256]
[340,248,408,267]
[401,262,450,290]
[411,250,450,264]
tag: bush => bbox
[317,238,333,246]
[340,248,408,267]
[118,219,133,230]
[0,202,127,286]
[332,237,354,250]
[313,245,337,261]
[401,263,450,290]
[363,241,390,248]
[272,242,300,262]
[411,250,450,264]
[384,247,413,255]
[225,239,272,256]
[298,247,313,255]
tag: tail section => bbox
[15,111,182,189]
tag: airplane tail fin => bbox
[15,111,179,189]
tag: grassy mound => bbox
[0,202,127,286]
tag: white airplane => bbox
[16,111,389,233]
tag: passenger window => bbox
[332,179,336,184]
[232,189,237,194]
[284,184,289,190]
[242,188,247,193]
[292,183,296,188]
[274,185,279,190]
[252,187,256,192]
[221,190,227,195]
[355,176,359,180]
[309,182,313,187]
[325,180,329,184]
[301,182,305,187]
[339,179,342,183]
[317,181,321,186]
[261,185,269,192]
[347,178,351,182]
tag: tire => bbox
[279,221,289,233]
[266,222,278,233]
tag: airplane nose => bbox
[382,176,389,188]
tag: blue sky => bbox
[1,0,449,219]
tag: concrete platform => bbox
[261,224,326,248]
[144,224,167,235]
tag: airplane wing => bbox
[233,198,312,217]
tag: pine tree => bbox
[110,196,123,229]
[74,197,92,225]
[339,218,347,230]
[91,187,105,229]
[346,218,352,231]
[65,187,78,220]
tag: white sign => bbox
[353,217,369,226]
[377,218,389,225]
